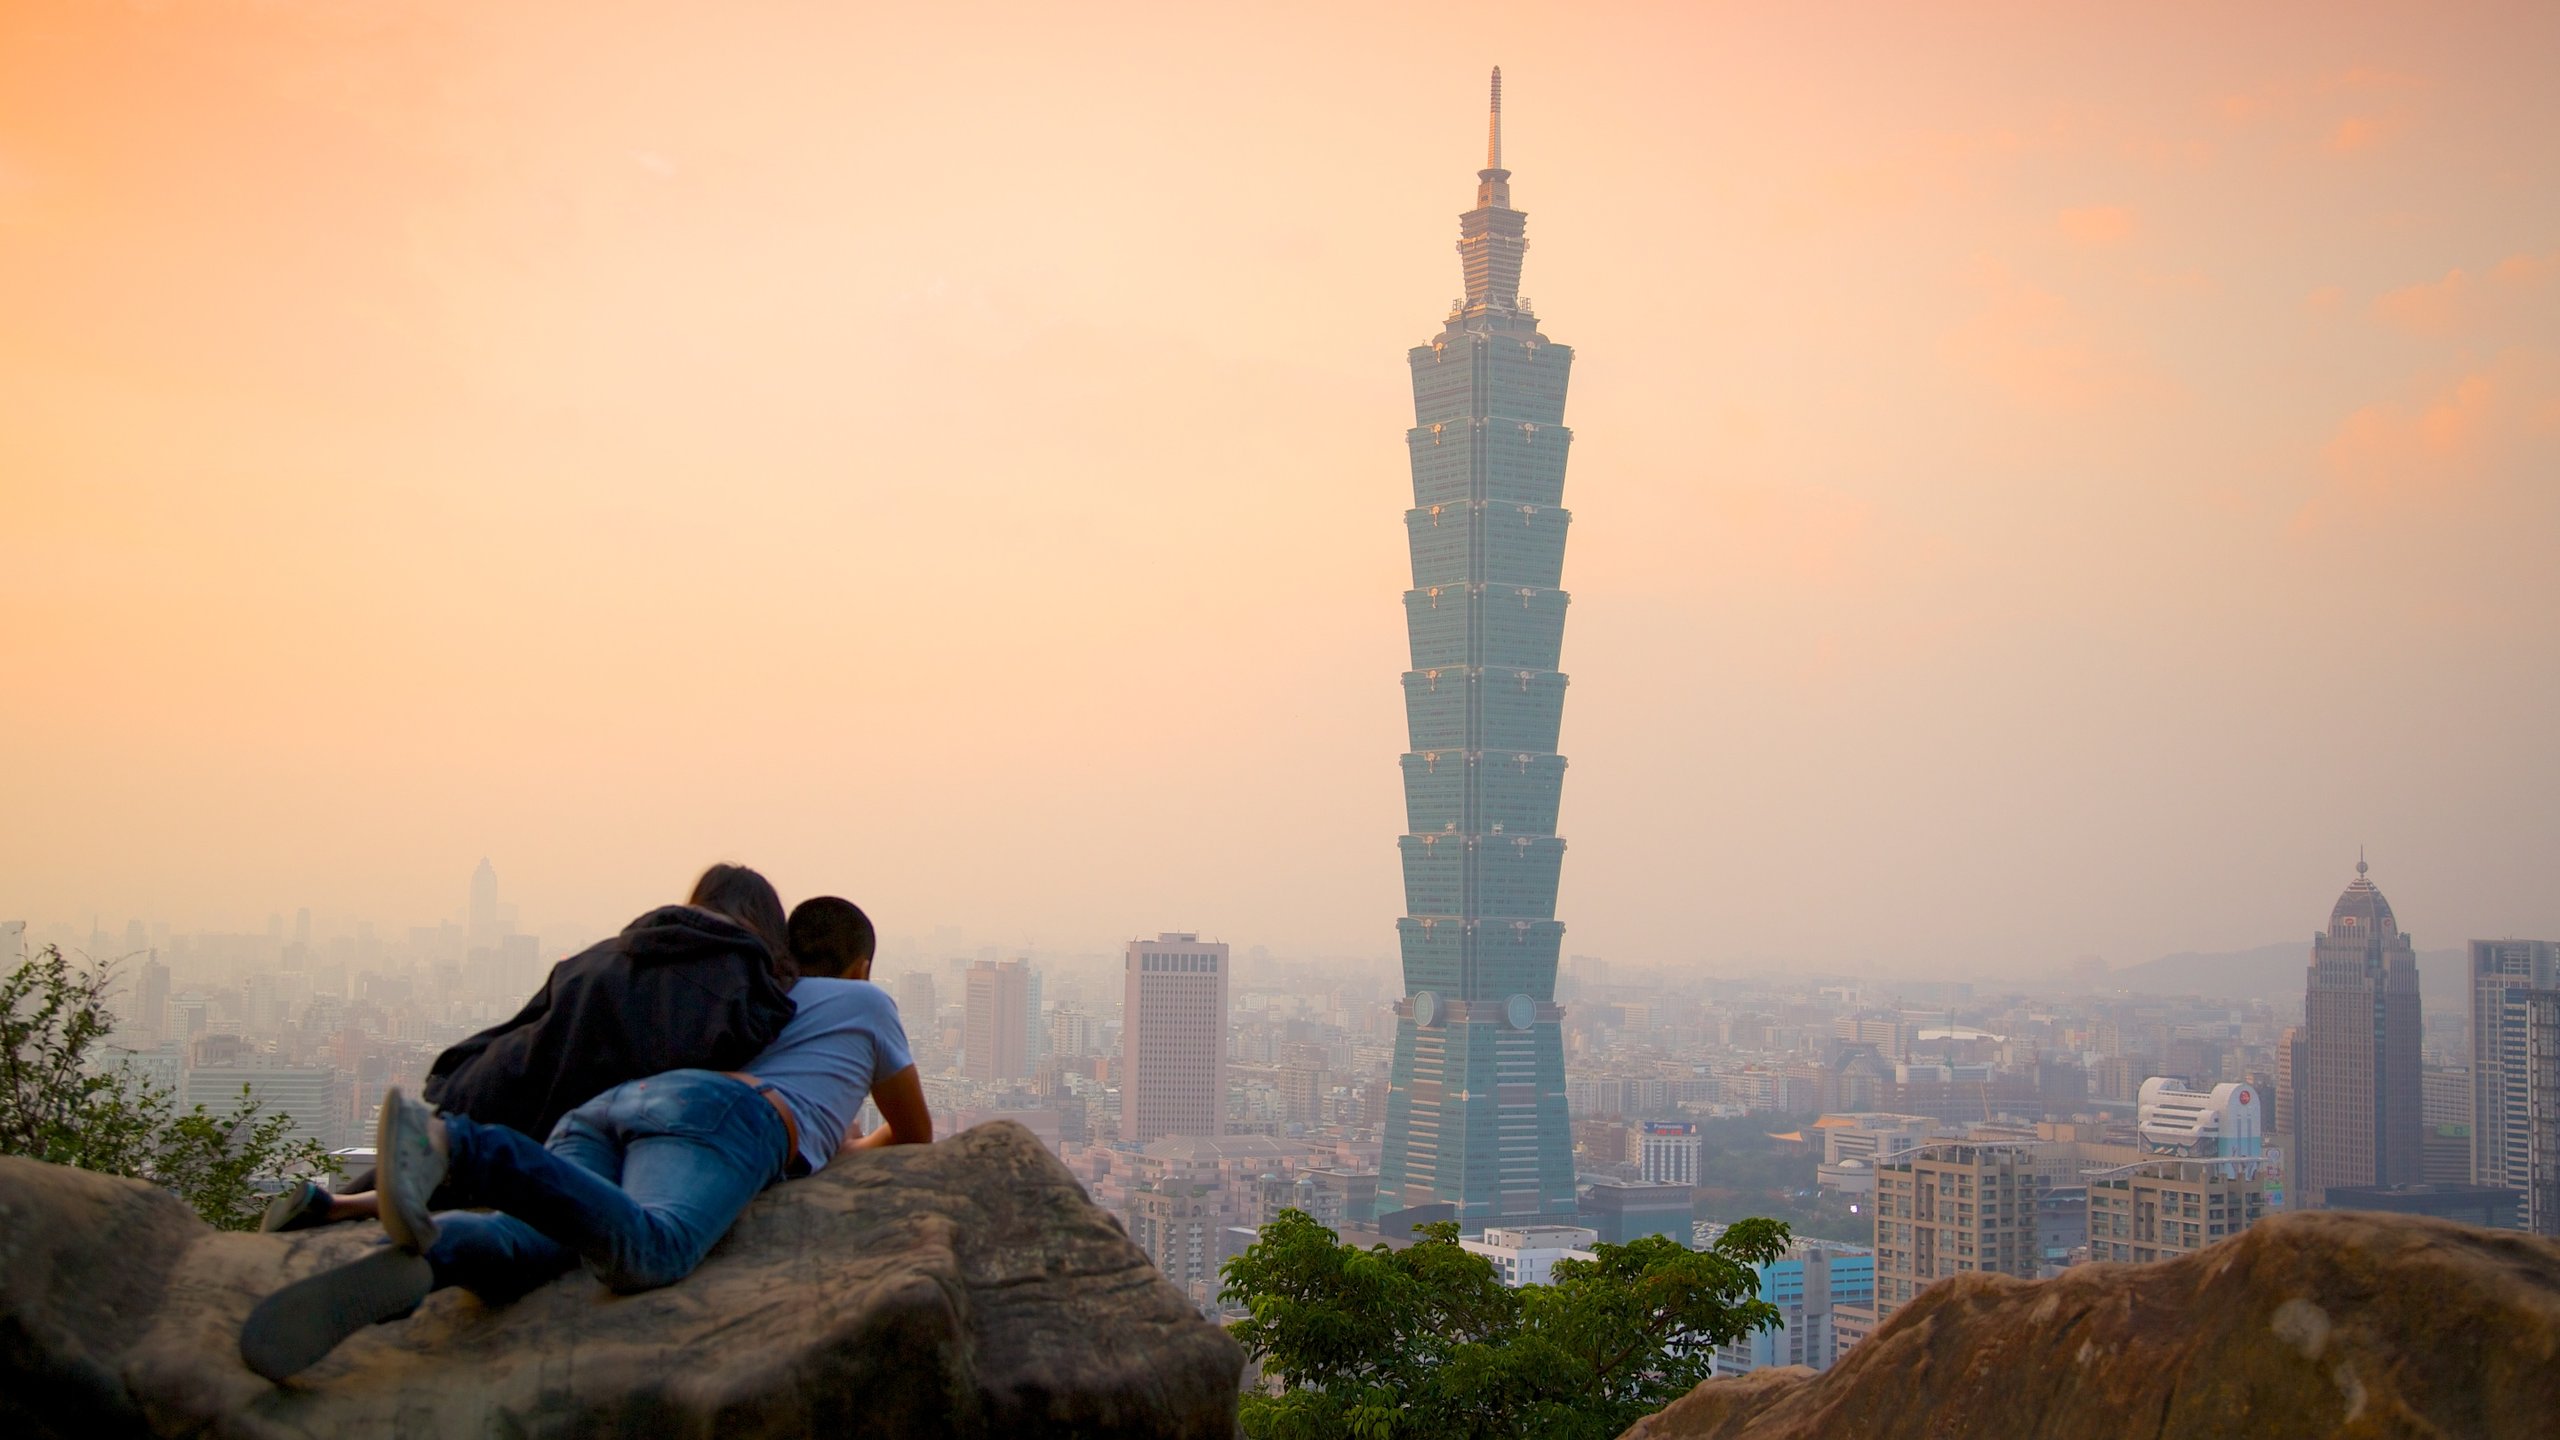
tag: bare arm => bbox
[846,1064,932,1150]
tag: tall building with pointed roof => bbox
[1378,69,1579,1227]
[2299,854,2425,1207]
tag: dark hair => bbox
[787,896,876,980]
[686,863,791,969]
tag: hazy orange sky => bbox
[4,1,2554,976]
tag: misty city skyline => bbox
[4,4,2555,978]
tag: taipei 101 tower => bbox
[1378,69,1579,1227]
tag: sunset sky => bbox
[4,1,2554,976]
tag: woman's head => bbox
[686,863,791,969]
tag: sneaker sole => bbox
[374,1089,443,1254]
[239,1246,432,1383]
[260,1182,328,1234]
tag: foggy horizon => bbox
[5,2,2556,980]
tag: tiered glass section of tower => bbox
[1379,69,1579,1226]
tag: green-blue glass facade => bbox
[1378,74,1579,1227]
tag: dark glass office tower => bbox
[1379,69,1579,1227]
[2299,854,2425,1207]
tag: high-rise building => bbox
[2526,990,2560,1236]
[185,1062,347,1151]
[1380,68,1578,1229]
[1279,1064,1328,1127]
[1634,1119,1704,1186]
[1047,1005,1097,1060]
[2299,855,2424,1207]
[135,955,171,1045]
[2420,1064,2474,1186]
[2469,939,2558,1191]
[1127,1183,1217,1300]
[1711,1240,1875,1377]
[1869,1142,2042,1326]
[963,959,1031,1083]
[1122,933,1229,1143]
[1023,964,1046,1065]
[895,972,937,1029]
[468,858,500,948]
[2085,1156,2277,1264]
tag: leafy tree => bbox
[1,944,339,1229]
[1223,1209,1790,1440]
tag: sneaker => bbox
[260,1180,335,1234]
[373,1087,448,1254]
[238,1245,432,1382]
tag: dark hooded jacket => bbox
[422,905,797,1141]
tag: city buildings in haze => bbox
[1121,933,1229,1144]
[2297,856,2424,1207]
[1380,67,1578,1228]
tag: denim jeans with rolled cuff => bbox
[423,1068,790,1301]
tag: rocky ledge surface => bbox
[0,1121,1241,1439]
[1622,1208,2560,1440]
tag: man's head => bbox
[788,896,876,981]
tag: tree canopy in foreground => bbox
[1222,1209,1790,1440]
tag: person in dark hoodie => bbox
[238,886,929,1382]
[262,863,799,1232]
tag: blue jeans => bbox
[424,1069,789,1300]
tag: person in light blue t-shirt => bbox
[240,894,931,1383]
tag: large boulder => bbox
[0,1121,1242,1439]
[1623,1209,2560,1440]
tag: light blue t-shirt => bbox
[742,977,913,1175]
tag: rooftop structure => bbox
[1460,1224,1599,1287]
[2137,1078,2264,1158]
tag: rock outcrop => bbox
[1622,1209,2560,1440]
[0,1121,1242,1439]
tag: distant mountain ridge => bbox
[2109,941,2467,1012]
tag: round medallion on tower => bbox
[1505,993,1534,1030]
[1414,990,1442,1027]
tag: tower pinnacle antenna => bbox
[1487,66,1503,170]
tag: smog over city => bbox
[2,7,2558,1428]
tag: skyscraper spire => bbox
[1458,67,1525,311]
